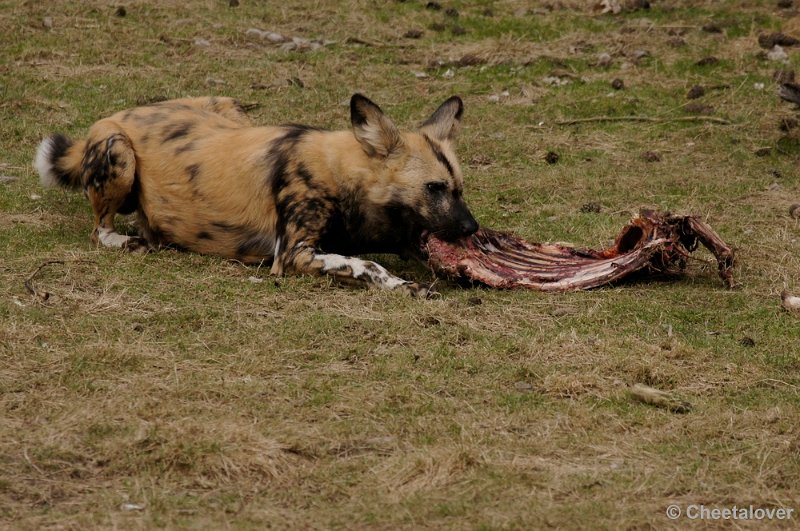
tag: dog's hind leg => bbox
[82,120,147,252]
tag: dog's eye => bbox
[426,182,447,194]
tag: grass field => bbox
[2,0,800,528]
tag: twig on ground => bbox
[24,260,65,301]
[24,259,94,302]
[23,448,47,477]
[556,115,731,126]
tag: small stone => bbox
[687,85,705,99]
[738,336,755,347]
[114,6,126,17]
[641,151,660,162]
[611,78,624,90]
[441,68,454,79]
[451,25,467,36]
[767,45,789,62]
[30,193,42,200]
[596,52,612,67]
[194,38,211,47]
[514,381,533,392]
[789,204,800,218]
[542,76,569,86]
[245,28,265,40]
[248,276,264,283]
[544,151,559,164]
[782,290,800,311]
[42,16,53,29]
[403,29,423,39]
[264,32,286,43]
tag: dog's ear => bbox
[350,94,402,157]
[419,96,463,142]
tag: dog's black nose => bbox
[461,217,479,236]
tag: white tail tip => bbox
[35,137,60,188]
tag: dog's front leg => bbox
[277,244,433,297]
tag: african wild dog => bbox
[35,94,478,296]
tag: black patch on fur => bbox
[383,195,426,250]
[211,221,237,232]
[421,96,464,127]
[175,142,196,155]
[118,175,140,215]
[232,99,247,115]
[350,94,382,127]
[162,121,193,142]
[423,135,454,176]
[197,231,212,240]
[295,163,314,185]
[236,232,274,257]
[135,112,167,125]
[81,141,109,189]
[265,124,323,236]
[46,134,77,188]
[186,164,201,181]
[284,197,332,229]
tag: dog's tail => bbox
[34,134,87,190]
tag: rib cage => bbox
[425,211,735,292]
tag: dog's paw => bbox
[401,282,439,299]
[122,236,150,254]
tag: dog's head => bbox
[350,94,479,247]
